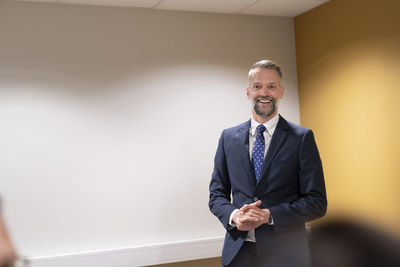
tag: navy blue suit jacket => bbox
[209,115,327,266]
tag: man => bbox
[209,60,327,267]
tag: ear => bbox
[246,87,250,98]
[279,86,284,99]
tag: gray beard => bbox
[254,98,276,118]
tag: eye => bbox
[267,84,277,89]
[253,85,261,89]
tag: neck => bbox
[252,110,278,124]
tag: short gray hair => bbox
[248,60,282,83]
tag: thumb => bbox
[240,200,262,211]
[251,200,262,207]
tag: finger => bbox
[247,200,262,207]
[239,214,262,223]
[241,208,269,223]
[251,200,262,207]
[240,204,249,211]
[239,218,260,225]
[240,200,262,211]
[242,208,265,217]
[237,221,257,231]
[236,210,262,223]
[240,206,263,215]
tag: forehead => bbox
[249,68,281,83]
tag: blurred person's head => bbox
[309,219,400,267]
[0,198,16,267]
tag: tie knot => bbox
[257,125,266,135]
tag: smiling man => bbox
[209,60,327,267]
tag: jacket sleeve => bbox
[268,129,327,232]
[208,130,236,230]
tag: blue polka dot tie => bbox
[253,125,266,183]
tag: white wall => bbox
[0,0,300,262]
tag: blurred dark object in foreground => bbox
[309,219,400,267]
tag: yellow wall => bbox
[295,0,400,231]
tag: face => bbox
[247,68,284,123]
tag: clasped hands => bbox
[232,200,270,231]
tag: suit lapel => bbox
[238,120,257,187]
[258,116,288,181]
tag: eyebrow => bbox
[251,82,277,85]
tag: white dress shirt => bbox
[229,113,280,242]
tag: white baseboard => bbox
[21,236,224,267]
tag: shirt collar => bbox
[250,113,280,137]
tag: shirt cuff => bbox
[268,215,274,225]
[229,209,239,227]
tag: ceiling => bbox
[9,0,330,17]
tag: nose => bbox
[260,85,269,96]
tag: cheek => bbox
[248,90,255,99]
[274,91,283,99]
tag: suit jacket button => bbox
[253,197,258,201]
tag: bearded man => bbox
[209,60,327,267]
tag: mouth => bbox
[257,99,272,104]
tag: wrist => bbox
[229,209,239,227]
[263,209,272,224]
